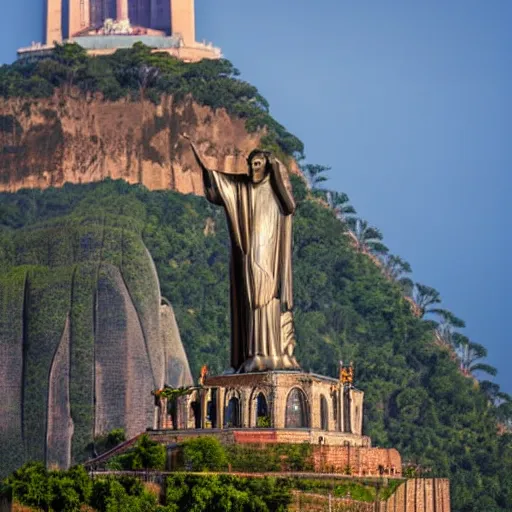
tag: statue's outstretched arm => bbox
[182,134,223,206]
[269,158,296,215]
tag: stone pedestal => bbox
[169,371,367,447]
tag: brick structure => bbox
[146,430,399,476]
[312,445,402,476]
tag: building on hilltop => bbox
[18,0,221,63]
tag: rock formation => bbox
[0,94,303,195]
[0,215,193,477]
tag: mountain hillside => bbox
[1,179,510,511]
[0,42,302,195]
[0,43,511,511]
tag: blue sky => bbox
[1,1,510,393]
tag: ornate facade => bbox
[156,371,368,448]
[21,0,219,63]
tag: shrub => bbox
[256,415,271,428]
[165,474,292,512]
[128,434,167,470]
[181,437,228,472]
[95,428,127,455]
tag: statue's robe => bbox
[203,161,299,372]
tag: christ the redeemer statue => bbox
[187,140,301,373]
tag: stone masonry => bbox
[170,371,365,441]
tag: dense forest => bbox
[0,43,511,511]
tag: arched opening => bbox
[225,397,241,428]
[206,389,217,428]
[285,388,309,428]
[320,395,328,431]
[256,393,270,427]
[190,401,200,429]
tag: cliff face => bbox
[0,94,292,195]
[0,215,193,477]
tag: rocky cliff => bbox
[0,94,301,195]
[0,214,193,477]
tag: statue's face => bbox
[250,154,267,183]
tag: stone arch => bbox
[320,394,329,431]
[205,388,217,428]
[285,387,309,428]
[250,388,271,427]
[224,389,242,428]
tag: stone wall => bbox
[149,428,370,448]
[312,445,401,477]
[381,478,450,512]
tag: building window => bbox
[206,389,217,428]
[320,395,328,431]
[285,388,309,428]
[225,397,241,428]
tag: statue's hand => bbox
[268,156,280,175]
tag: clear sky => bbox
[1,1,510,393]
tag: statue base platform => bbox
[164,371,368,447]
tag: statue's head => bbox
[247,149,272,184]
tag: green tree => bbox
[130,434,166,470]
[300,164,330,190]
[52,42,88,90]
[381,254,414,295]
[414,283,466,329]
[326,190,357,221]
[182,437,228,472]
[49,476,81,512]
[456,339,498,377]
[6,461,51,511]
[346,217,388,255]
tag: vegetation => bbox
[0,43,303,160]
[94,429,127,456]
[179,437,314,473]
[0,460,404,511]
[2,461,293,511]
[0,175,511,510]
[106,434,166,471]
[164,474,291,512]
[181,437,228,472]
[3,462,161,512]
